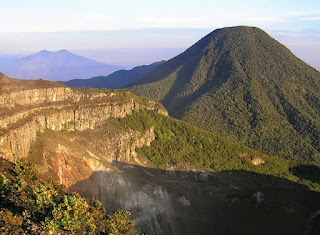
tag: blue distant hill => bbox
[0,50,122,81]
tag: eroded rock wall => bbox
[33,126,155,188]
[0,101,139,162]
[0,76,166,162]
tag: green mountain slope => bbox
[129,26,320,161]
[115,109,320,191]
[64,61,164,89]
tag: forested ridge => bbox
[129,26,320,162]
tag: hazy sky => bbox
[0,0,319,68]
[1,0,319,32]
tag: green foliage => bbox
[106,210,137,235]
[47,194,95,233]
[116,108,155,133]
[31,181,61,221]
[0,173,9,188]
[0,158,137,234]
[129,26,320,162]
[116,110,320,190]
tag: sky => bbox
[0,0,319,68]
[1,0,319,32]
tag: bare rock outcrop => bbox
[0,74,167,162]
[239,153,266,165]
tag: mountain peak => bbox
[216,25,262,32]
[186,26,282,58]
[0,49,122,81]
[129,25,320,162]
[56,49,71,54]
[207,25,266,37]
[38,49,49,54]
[37,49,73,55]
[37,49,72,54]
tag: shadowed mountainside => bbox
[64,61,164,89]
[129,26,320,162]
[69,161,320,235]
[290,164,320,184]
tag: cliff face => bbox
[0,73,166,163]
[29,126,155,188]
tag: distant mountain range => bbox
[0,50,122,81]
[64,61,164,89]
[129,26,320,162]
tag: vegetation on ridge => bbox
[0,158,137,234]
[116,109,320,191]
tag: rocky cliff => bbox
[0,73,166,163]
[29,126,155,188]
[0,73,175,233]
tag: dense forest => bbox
[129,26,320,162]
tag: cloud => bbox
[0,5,319,35]
[272,32,303,37]
[0,8,123,33]
[302,16,320,21]
[0,7,308,33]
[283,10,320,17]
[245,17,284,23]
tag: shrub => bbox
[47,193,96,233]
[0,210,24,234]
[0,158,137,234]
[106,210,136,235]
